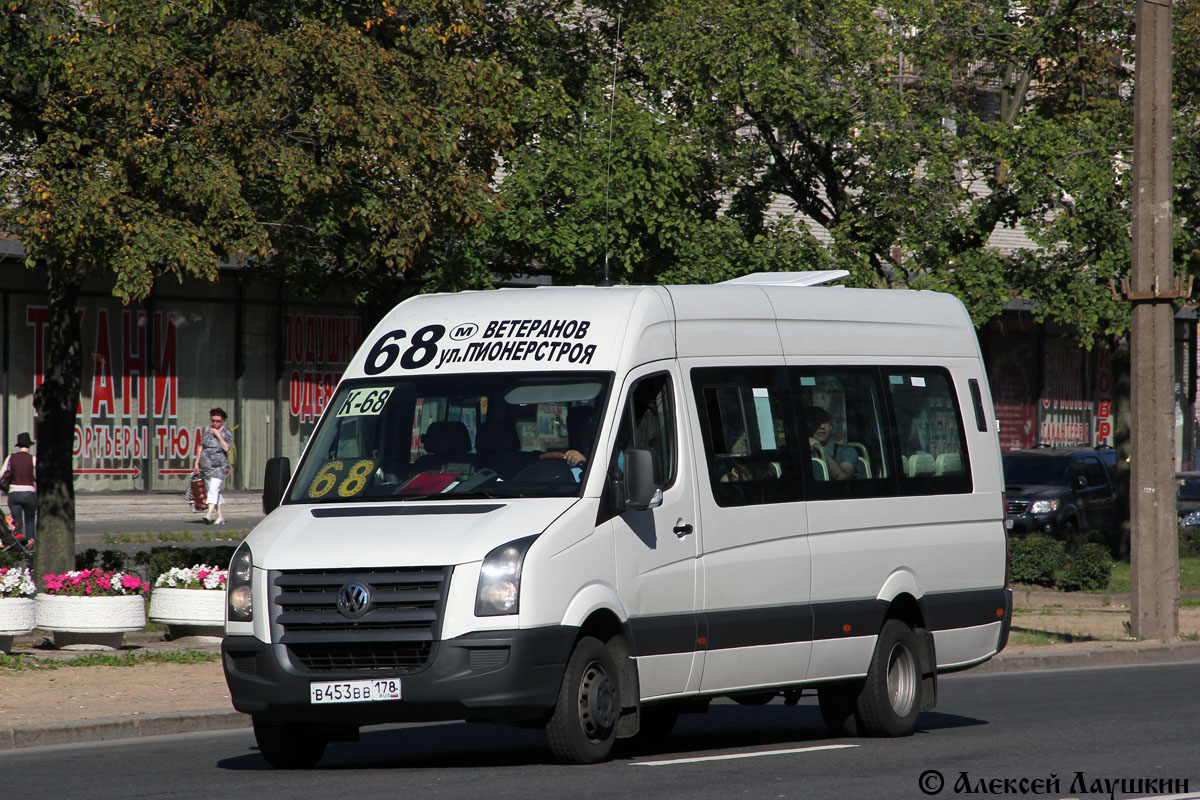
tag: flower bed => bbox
[0,566,37,652]
[153,564,227,592]
[149,565,228,639]
[41,568,148,597]
[36,569,149,650]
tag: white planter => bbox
[0,598,36,654]
[34,593,147,650]
[149,588,226,640]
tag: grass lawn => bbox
[1103,556,1200,594]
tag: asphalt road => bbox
[3,662,1197,799]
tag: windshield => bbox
[1179,479,1200,502]
[1002,454,1069,486]
[286,371,612,504]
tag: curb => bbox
[973,638,1200,674]
[0,709,250,751]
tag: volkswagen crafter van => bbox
[223,272,1012,767]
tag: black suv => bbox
[1002,448,1118,540]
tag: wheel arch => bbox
[569,607,641,739]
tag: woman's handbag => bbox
[186,470,208,511]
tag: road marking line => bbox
[632,744,858,766]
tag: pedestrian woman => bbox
[1,432,37,540]
[192,408,234,525]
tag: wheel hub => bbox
[886,643,918,717]
[577,660,617,740]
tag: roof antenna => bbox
[602,14,623,286]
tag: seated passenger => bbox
[808,407,857,480]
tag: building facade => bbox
[1,260,367,493]
[2,257,1196,493]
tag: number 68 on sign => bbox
[308,459,376,499]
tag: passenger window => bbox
[611,374,677,488]
[886,369,972,494]
[792,368,892,500]
[1080,456,1106,488]
[691,367,800,507]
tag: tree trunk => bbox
[32,262,83,578]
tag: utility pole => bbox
[1129,0,1179,639]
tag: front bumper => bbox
[1007,514,1057,536]
[223,626,577,727]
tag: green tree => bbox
[0,0,516,573]
[482,1,824,285]
[483,0,1187,350]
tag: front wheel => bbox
[545,636,620,764]
[253,717,327,769]
[855,619,922,737]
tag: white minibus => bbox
[223,272,1012,767]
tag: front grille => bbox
[270,566,450,673]
[1006,500,1030,516]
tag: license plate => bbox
[310,678,401,704]
[1005,519,1014,529]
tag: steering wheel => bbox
[511,459,578,483]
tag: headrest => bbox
[422,421,471,454]
[475,419,519,454]
[566,406,598,449]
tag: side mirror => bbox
[263,457,292,514]
[1075,474,1088,489]
[623,448,663,511]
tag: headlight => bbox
[476,536,538,617]
[1184,511,1200,527]
[1031,499,1060,515]
[227,543,253,622]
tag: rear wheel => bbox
[855,620,922,737]
[252,717,327,769]
[545,636,620,764]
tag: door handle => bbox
[673,522,694,537]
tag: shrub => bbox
[75,548,128,572]
[1009,535,1066,587]
[1180,523,1200,558]
[1056,543,1114,592]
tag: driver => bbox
[540,406,598,477]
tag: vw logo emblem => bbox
[337,583,372,618]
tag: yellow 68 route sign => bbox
[307,459,375,499]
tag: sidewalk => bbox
[72,490,264,542]
[2,494,1199,750]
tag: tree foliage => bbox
[481,0,1200,349]
[0,0,517,571]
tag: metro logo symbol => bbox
[450,323,478,341]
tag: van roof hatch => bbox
[719,270,850,287]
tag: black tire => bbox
[855,619,922,737]
[638,704,680,739]
[818,682,861,737]
[545,636,620,764]
[253,717,327,769]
